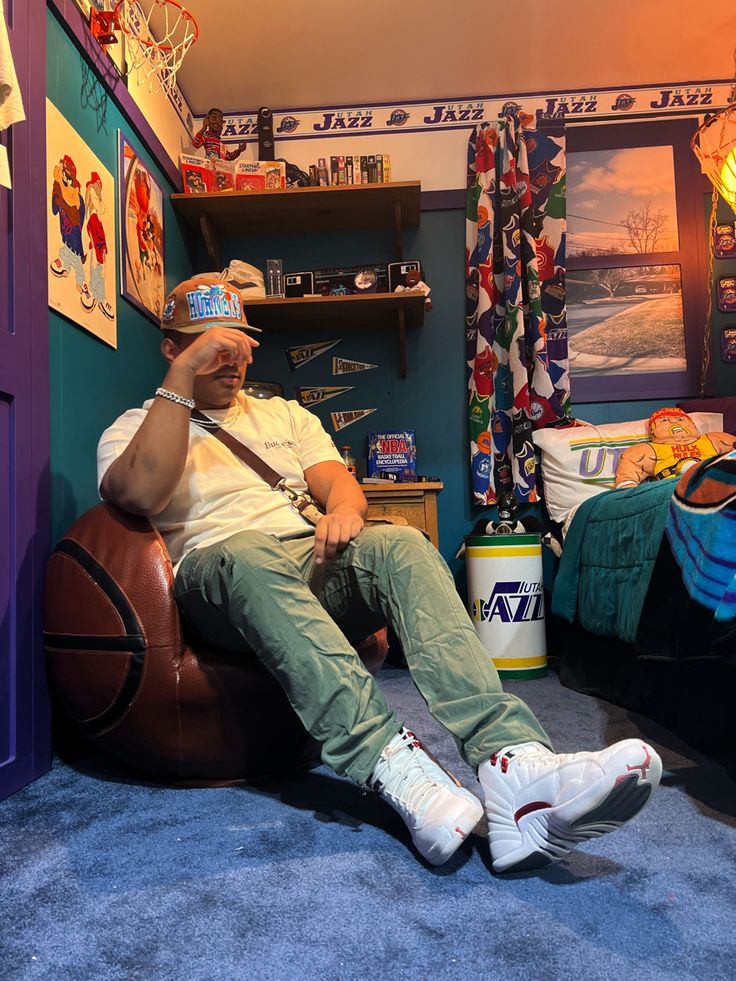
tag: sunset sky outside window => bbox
[568,146,680,256]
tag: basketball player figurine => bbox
[193,108,247,161]
[395,268,432,310]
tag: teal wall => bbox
[46,9,192,543]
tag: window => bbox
[566,120,709,402]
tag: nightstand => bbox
[361,481,443,548]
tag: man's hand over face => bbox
[313,509,365,565]
[176,326,259,377]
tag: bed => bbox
[533,404,736,764]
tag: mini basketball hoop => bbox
[90,0,199,97]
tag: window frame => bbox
[566,119,710,403]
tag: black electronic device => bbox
[388,259,423,292]
[257,106,275,160]
[284,272,315,298]
[313,263,388,296]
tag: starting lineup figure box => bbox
[235,160,286,191]
[367,430,417,482]
[180,153,212,194]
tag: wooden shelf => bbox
[242,292,426,378]
[171,181,421,238]
[170,181,426,375]
[243,291,426,329]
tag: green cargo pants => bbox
[174,524,551,784]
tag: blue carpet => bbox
[1,668,734,980]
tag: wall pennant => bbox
[331,408,377,431]
[332,357,377,375]
[285,339,341,372]
[295,386,354,407]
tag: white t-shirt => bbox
[97,392,343,571]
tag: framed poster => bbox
[118,130,165,323]
[46,99,117,347]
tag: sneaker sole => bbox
[495,772,656,874]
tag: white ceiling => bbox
[171,0,736,115]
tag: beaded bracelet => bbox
[155,387,195,410]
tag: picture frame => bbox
[118,130,165,324]
[46,99,117,348]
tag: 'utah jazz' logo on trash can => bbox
[471,580,544,623]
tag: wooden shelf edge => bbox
[171,180,421,207]
[242,290,427,309]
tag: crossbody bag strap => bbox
[191,409,325,525]
[191,409,283,488]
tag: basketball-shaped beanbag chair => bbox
[44,504,387,785]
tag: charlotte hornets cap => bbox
[160,275,262,334]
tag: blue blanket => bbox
[551,481,675,643]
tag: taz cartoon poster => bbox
[118,131,165,324]
[46,100,117,347]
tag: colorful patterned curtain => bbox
[466,112,569,505]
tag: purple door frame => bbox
[0,0,52,800]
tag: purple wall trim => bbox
[47,0,181,189]
[567,118,710,400]
[0,0,52,800]
[571,371,691,405]
[421,189,465,211]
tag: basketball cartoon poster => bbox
[118,130,165,324]
[46,99,117,347]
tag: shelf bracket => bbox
[398,305,407,379]
[199,212,222,271]
[394,200,404,261]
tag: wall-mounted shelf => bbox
[170,181,426,375]
[243,292,427,378]
[171,181,421,241]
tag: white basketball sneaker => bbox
[368,727,484,866]
[479,739,662,873]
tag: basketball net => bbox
[116,0,198,98]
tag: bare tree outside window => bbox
[591,268,630,298]
[622,200,669,253]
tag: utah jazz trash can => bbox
[465,533,547,679]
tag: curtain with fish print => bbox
[466,111,569,505]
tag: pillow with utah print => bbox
[532,412,724,524]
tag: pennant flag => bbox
[285,339,341,372]
[332,357,377,375]
[331,408,377,432]
[295,386,354,408]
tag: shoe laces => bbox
[370,729,449,819]
[487,742,554,775]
